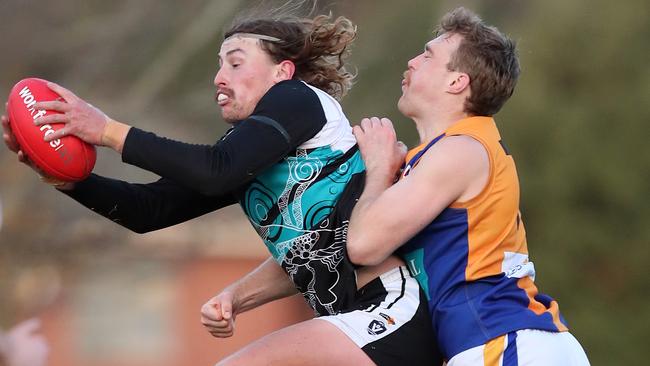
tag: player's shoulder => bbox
[262,79,319,106]
[254,79,326,125]
[427,135,486,157]
[441,134,485,151]
[417,135,488,175]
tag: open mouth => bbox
[401,70,410,88]
[401,79,409,91]
[216,90,232,106]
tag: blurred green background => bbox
[1,0,648,364]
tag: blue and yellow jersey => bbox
[399,116,568,359]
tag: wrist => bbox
[365,167,396,188]
[222,285,242,313]
[39,175,74,190]
[55,182,76,191]
[101,119,131,153]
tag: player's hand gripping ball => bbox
[7,78,96,182]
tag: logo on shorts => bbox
[367,320,387,335]
[379,313,395,325]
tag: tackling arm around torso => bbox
[347,120,489,266]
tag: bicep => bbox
[367,136,488,249]
[369,169,460,248]
[121,126,290,196]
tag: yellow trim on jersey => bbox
[483,334,505,366]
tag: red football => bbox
[7,78,96,182]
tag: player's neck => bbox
[414,109,468,145]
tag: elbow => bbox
[103,214,153,234]
[346,234,384,266]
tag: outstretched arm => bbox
[33,81,327,196]
[201,257,299,338]
[3,105,233,233]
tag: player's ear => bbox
[275,60,296,81]
[447,72,470,94]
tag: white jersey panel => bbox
[298,82,356,153]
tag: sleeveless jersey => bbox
[398,116,568,359]
[239,83,365,316]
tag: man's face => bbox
[214,36,280,123]
[398,33,463,118]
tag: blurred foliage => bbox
[0,0,648,363]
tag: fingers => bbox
[210,329,234,338]
[207,324,234,338]
[46,81,78,103]
[4,105,70,144]
[2,116,21,153]
[360,117,393,127]
[3,114,53,175]
[354,116,404,180]
[200,294,236,338]
[32,113,72,142]
[33,100,70,113]
[34,113,69,127]
[43,128,70,142]
[200,310,234,338]
[201,301,223,322]
[200,317,230,329]
[220,300,232,320]
[357,117,395,134]
[360,117,381,131]
[17,150,29,164]
[205,318,234,338]
[355,117,397,142]
[17,150,35,170]
[17,149,56,179]
[396,140,408,155]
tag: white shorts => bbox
[319,265,441,365]
[448,329,590,366]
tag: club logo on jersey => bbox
[379,313,395,325]
[367,320,387,335]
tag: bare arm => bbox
[347,117,489,265]
[227,256,298,314]
[200,257,298,338]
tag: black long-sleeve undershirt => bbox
[62,174,237,233]
[121,80,327,196]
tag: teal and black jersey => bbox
[238,81,365,315]
[241,145,365,315]
[67,80,365,316]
